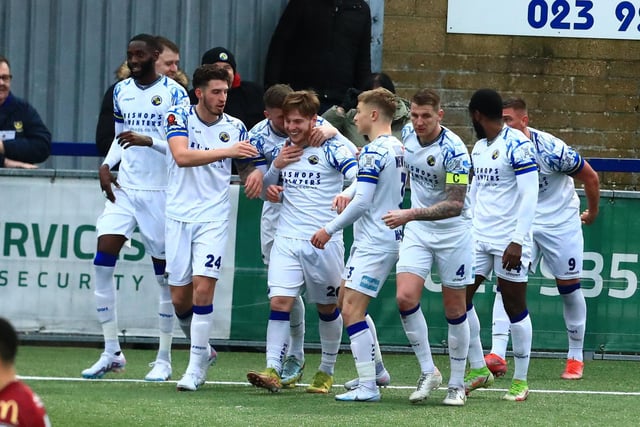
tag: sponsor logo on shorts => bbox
[360,275,380,292]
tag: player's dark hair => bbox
[282,90,320,118]
[0,318,18,364]
[503,97,528,112]
[264,84,293,109]
[129,33,162,53]
[0,55,10,69]
[411,89,441,110]
[155,36,180,54]
[358,87,397,121]
[192,64,231,89]
[468,88,503,120]
[365,72,396,94]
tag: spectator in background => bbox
[323,72,410,147]
[0,318,51,427]
[264,0,372,113]
[95,36,188,156]
[191,47,265,130]
[0,55,51,168]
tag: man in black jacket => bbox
[264,0,372,113]
[0,55,51,168]
[191,47,265,131]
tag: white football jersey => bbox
[277,140,357,240]
[249,116,357,231]
[164,105,247,222]
[471,126,538,244]
[402,124,472,230]
[353,134,407,252]
[248,118,289,226]
[113,76,189,190]
[529,127,583,227]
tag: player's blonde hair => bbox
[282,90,320,118]
[358,87,396,121]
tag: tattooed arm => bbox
[382,183,467,229]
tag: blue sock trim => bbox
[94,251,117,267]
[509,309,529,324]
[466,303,474,312]
[318,308,340,322]
[400,304,421,317]
[346,320,369,337]
[447,313,467,325]
[496,286,502,292]
[193,304,213,315]
[152,262,165,276]
[269,310,290,321]
[176,308,193,319]
[558,282,581,295]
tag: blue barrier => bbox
[586,158,640,173]
[51,142,100,157]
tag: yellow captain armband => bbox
[445,172,469,185]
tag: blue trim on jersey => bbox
[568,156,585,176]
[93,251,117,267]
[346,320,369,337]
[269,310,291,321]
[193,304,213,315]
[340,161,357,175]
[114,116,124,122]
[250,157,268,166]
[513,163,538,175]
[166,129,188,139]
[357,175,379,183]
[400,304,421,317]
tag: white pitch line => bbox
[17,376,640,396]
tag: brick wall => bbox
[383,0,640,189]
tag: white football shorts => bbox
[475,239,532,283]
[165,219,229,286]
[396,223,474,288]
[268,236,344,304]
[343,245,398,298]
[95,187,165,258]
[532,219,583,280]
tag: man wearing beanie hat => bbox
[189,47,264,131]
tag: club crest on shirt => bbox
[167,114,176,126]
[219,132,230,143]
[308,155,319,165]
[13,121,23,132]
[151,95,162,106]
[492,149,500,160]
[426,155,436,166]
